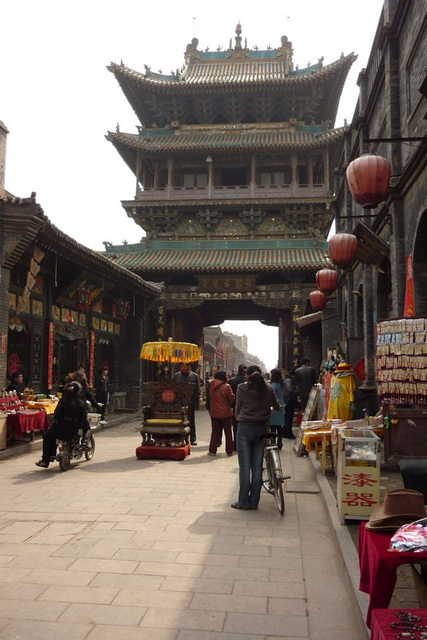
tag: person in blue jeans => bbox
[232,365,280,510]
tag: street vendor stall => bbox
[358,522,427,628]
[7,409,49,439]
[337,429,381,524]
[376,317,427,461]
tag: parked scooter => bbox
[54,429,95,472]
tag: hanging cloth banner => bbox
[89,331,95,387]
[403,254,415,318]
[47,322,54,391]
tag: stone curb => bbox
[308,450,370,640]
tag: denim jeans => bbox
[236,421,267,508]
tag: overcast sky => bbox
[1,0,384,370]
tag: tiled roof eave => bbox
[108,246,331,274]
[107,129,345,155]
[109,54,356,91]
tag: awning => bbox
[295,311,322,329]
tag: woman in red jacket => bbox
[208,370,235,456]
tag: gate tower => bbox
[105,24,356,368]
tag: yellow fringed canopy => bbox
[139,337,201,363]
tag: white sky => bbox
[1,0,384,370]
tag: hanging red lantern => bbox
[328,233,357,268]
[346,154,391,209]
[115,300,131,322]
[310,291,327,311]
[316,268,338,295]
[76,285,91,313]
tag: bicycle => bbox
[261,431,291,515]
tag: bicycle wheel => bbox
[262,452,274,494]
[270,451,285,515]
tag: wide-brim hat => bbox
[365,489,427,531]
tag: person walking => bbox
[94,366,110,425]
[283,369,297,439]
[207,370,235,456]
[228,364,247,449]
[232,365,280,510]
[35,381,86,468]
[269,369,285,449]
[174,362,200,445]
[205,365,218,412]
[294,357,317,411]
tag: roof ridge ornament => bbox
[276,35,293,76]
[235,21,242,50]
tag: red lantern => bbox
[328,233,357,268]
[115,300,131,322]
[316,268,338,295]
[76,285,91,313]
[346,154,391,209]
[310,291,327,311]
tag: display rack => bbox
[376,317,427,406]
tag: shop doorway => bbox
[7,321,31,385]
[59,337,78,386]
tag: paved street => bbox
[0,408,364,639]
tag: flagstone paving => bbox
[0,408,367,639]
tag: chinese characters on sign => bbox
[339,469,380,518]
[291,301,303,369]
[157,305,165,340]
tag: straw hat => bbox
[365,489,427,531]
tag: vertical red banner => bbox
[89,331,95,387]
[47,322,54,390]
[404,255,415,317]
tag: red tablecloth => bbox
[7,411,49,437]
[371,609,427,640]
[358,521,427,628]
[0,397,23,409]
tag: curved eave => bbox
[108,54,356,90]
[103,242,331,274]
[0,197,161,296]
[106,127,345,169]
[109,54,357,127]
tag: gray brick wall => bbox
[0,121,8,198]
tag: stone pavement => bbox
[0,408,366,640]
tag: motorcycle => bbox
[54,429,96,471]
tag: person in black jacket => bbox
[94,366,110,424]
[6,372,25,399]
[294,358,317,410]
[228,364,247,449]
[35,382,86,468]
[72,371,102,444]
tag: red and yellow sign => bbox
[47,322,54,390]
[404,254,415,317]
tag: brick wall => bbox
[0,121,8,198]
[0,267,11,385]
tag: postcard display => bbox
[376,317,427,460]
[337,429,381,524]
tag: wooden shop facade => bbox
[0,194,161,397]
